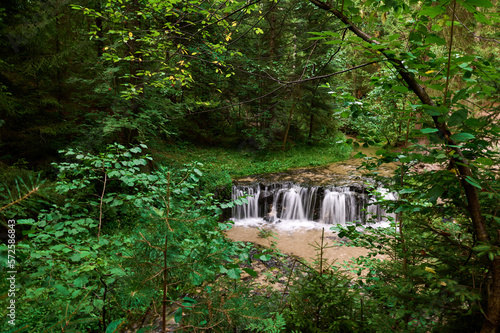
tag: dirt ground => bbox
[226,225,370,268]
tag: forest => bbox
[0,0,499,332]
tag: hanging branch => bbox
[443,0,457,107]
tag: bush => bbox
[1,143,255,332]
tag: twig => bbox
[278,61,380,85]
[98,173,107,240]
[163,172,171,333]
[453,12,500,44]
[278,259,298,315]
[443,0,457,107]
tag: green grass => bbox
[150,135,352,178]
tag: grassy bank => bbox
[151,136,353,178]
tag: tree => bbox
[308,0,500,331]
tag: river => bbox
[226,142,397,266]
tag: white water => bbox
[231,183,394,229]
[232,185,260,219]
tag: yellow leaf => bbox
[425,70,435,74]
[225,33,232,42]
[440,281,447,286]
[128,32,133,38]
[425,267,436,274]
[232,21,237,27]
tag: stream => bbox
[225,143,397,266]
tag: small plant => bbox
[281,229,362,332]
[257,227,276,239]
[246,313,288,333]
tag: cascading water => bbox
[321,189,350,224]
[231,182,393,226]
[232,185,260,219]
[280,187,306,221]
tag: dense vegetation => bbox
[1,0,499,332]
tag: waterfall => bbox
[280,187,306,221]
[231,183,393,225]
[232,185,260,219]
[321,189,350,224]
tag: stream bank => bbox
[225,142,397,267]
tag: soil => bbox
[226,225,369,268]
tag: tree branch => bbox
[308,0,489,244]
[279,61,379,85]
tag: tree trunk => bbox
[308,1,499,332]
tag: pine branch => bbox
[0,186,39,213]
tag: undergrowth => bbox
[150,133,352,178]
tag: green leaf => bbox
[388,34,400,41]
[391,85,408,93]
[475,157,495,166]
[428,84,444,91]
[465,0,493,7]
[474,12,492,24]
[473,244,491,252]
[458,62,473,71]
[183,296,197,304]
[259,254,271,261]
[106,319,126,333]
[422,105,446,116]
[428,185,444,201]
[421,128,439,134]
[425,35,446,45]
[93,299,104,309]
[227,268,241,279]
[465,176,482,189]
[399,188,417,194]
[243,268,258,277]
[54,284,70,297]
[419,6,445,18]
[450,132,475,141]
[174,308,183,323]
[152,207,164,217]
[130,147,142,153]
[448,108,468,126]
[324,39,344,45]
